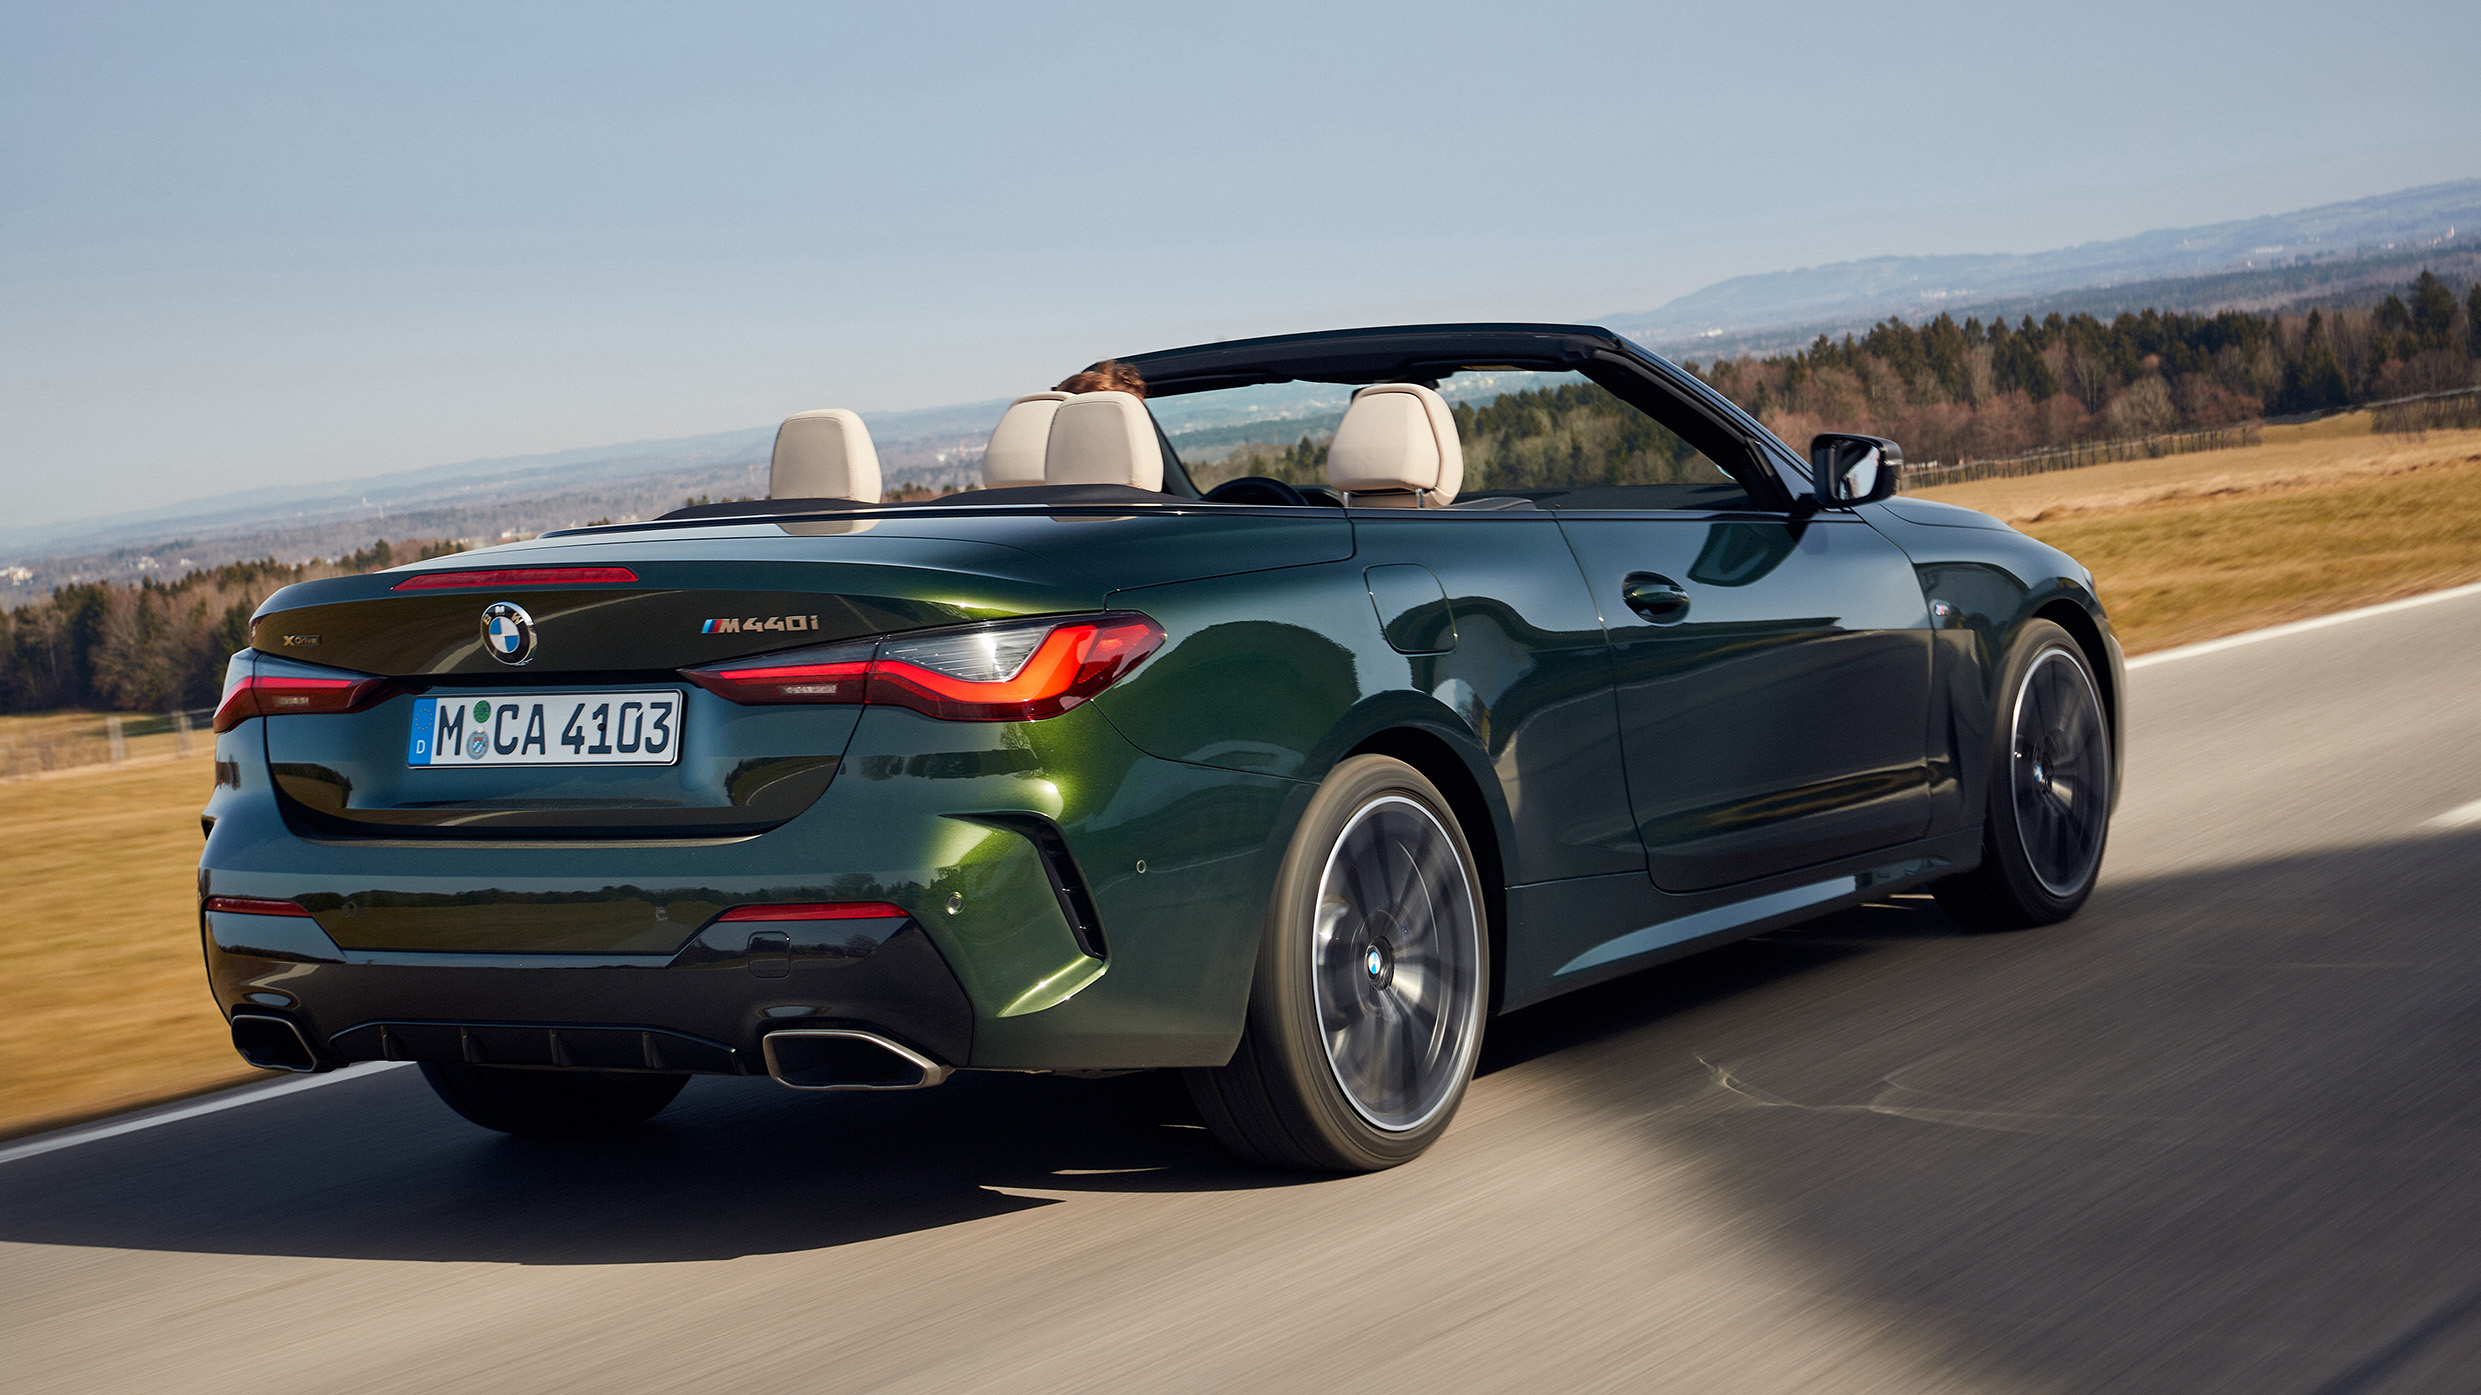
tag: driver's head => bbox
[1056,360,1147,398]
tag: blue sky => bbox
[5,1,2478,528]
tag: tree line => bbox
[1207,272,2480,488]
[0,538,463,715]
[1204,382,1718,491]
[1689,271,2481,464]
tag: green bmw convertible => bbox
[198,324,2120,1171]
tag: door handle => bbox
[1621,573,1691,624]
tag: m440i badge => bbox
[481,601,537,665]
[702,615,821,635]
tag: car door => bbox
[1557,507,1933,892]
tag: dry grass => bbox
[0,710,208,777]
[1915,415,2475,524]
[0,753,259,1139]
[1917,423,2481,654]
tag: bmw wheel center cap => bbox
[481,601,537,665]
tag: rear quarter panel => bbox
[1095,511,1638,889]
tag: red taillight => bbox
[870,617,1162,721]
[203,895,311,917]
[716,901,910,922]
[683,614,1163,722]
[679,641,875,705]
[390,566,638,591]
[212,673,397,733]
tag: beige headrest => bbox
[770,409,882,502]
[1044,391,1163,490]
[984,392,1071,487]
[1327,384,1462,507]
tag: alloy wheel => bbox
[2010,648,2110,897]
[1310,795,1485,1132]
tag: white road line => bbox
[0,1061,410,1169]
[2127,581,2481,670]
[2429,799,2481,831]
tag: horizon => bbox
[6,2,2479,531]
[8,204,2478,557]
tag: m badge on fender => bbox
[481,601,537,665]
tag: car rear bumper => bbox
[204,910,975,1074]
[198,701,1304,1074]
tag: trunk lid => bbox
[249,530,1103,839]
[244,510,1350,840]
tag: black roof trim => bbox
[1115,323,1630,398]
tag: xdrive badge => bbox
[481,601,537,666]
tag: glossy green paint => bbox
[820,700,1298,1067]
[1100,512,1644,886]
[1351,513,1644,881]
[1363,564,1456,654]
[254,548,1105,678]
[1556,512,1935,891]
[207,687,1296,1067]
[964,748,1299,1068]
[1861,498,2125,832]
[203,485,2120,1075]
[1098,560,1378,781]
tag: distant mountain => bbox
[1652,241,2481,364]
[1611,179,2481,351]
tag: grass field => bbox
[0,753,258,1139]
[0,709,207,778]
[1918,419,2481,653]
[5,424,2480,1139]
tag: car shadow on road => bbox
[0,1062,1275,1264]
[1584,828,2481,1395]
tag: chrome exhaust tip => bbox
[761,1029,952,1091]
[230,1013,323,1073]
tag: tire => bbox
[1934,619,2113,930]
[1186,755,1490,1172]
[420,1063,688,1137]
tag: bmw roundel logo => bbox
[480,601,537,666]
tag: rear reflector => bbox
[203,895,312,917]
[716,902,910,922]
[391,566,638,590]
[683,613,1163,721]
[213,673,398,732]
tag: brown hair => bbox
[1054,359,1146,398]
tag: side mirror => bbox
[1808,433,1903,507]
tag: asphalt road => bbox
[6,589,2481,1395]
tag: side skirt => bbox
[1498,826,1982,1010]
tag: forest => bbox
[1205,383,1719,490]
[1692,271,2481,464]
[0,539,460,715]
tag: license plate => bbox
[407,692,684,767]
